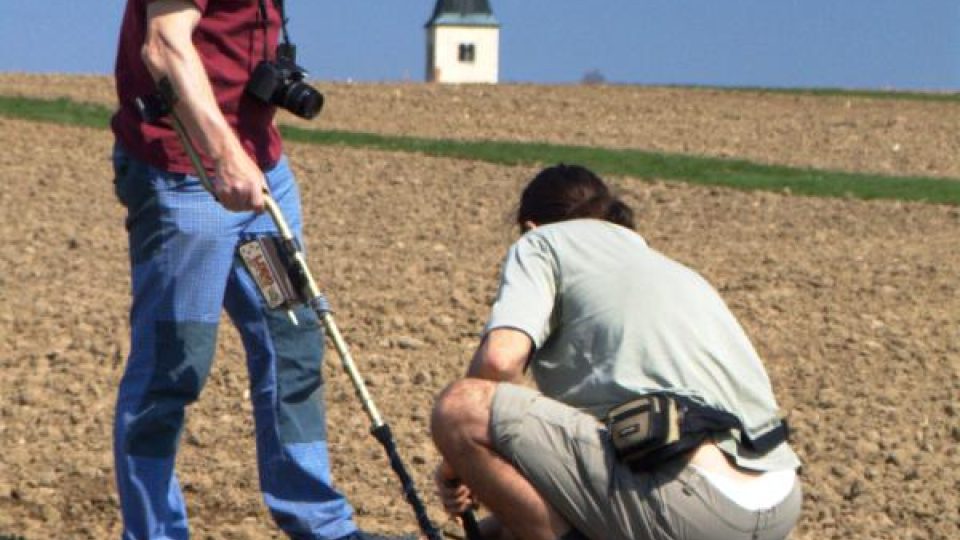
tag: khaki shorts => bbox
[489,384,802,540]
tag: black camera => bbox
[245,45,323,120]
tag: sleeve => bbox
[483,233,559,348]
[147,0,208,12]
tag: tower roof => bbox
[426,0,499,28]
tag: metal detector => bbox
[136,77,453,540]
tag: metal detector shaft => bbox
[262,198,442,540]
[462,510,482,540]
[142,79,443,540]
[444,479,481,540]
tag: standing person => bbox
[110,1,387,539]
[431,165,803,540]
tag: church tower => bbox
[425,0,500,83]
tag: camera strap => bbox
[257,0,294,58]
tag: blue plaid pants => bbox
[111,145,357,540]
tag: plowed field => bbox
[1,74,958,539]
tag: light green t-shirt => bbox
[484,219,800,471]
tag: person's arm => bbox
[142,0,265,212]
[433,328,531,519]
[465,328,533,384]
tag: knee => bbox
[268,306,324,403]
[430,378,496,447]
[123,400,188,458]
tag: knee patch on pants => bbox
[126,321,217,458]
[266,306,327,443]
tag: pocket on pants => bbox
[112,144,132,207]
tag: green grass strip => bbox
[0,95,110,129]
[3,94,959,204]
[679,85,960,104]
[278,126,960,204]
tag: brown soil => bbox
[1,75,958,540]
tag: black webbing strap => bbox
[746,420,790,453]
[674,395,789,454]
[257,0,293,50]
[255,0,270,60]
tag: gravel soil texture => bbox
[1,75,959,539]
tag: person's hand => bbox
[434,460,475,516]
[212,146,266,212]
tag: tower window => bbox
[458,43,476,63]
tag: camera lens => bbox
[281,82,324,120]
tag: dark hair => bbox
[516,164,635,230]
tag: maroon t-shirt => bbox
[111,0,283,174]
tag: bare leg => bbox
[431,379,572,540]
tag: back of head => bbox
[516,164,635,230]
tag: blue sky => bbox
[1,0,958,89]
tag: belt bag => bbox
[606,393,788,471]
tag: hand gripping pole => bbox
[137,78,443,540]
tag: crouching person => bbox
[430,165,802,540]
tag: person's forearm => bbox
[142,0,243,166]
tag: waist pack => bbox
[605,393,789,471]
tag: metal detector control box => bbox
[238,236,304,310]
